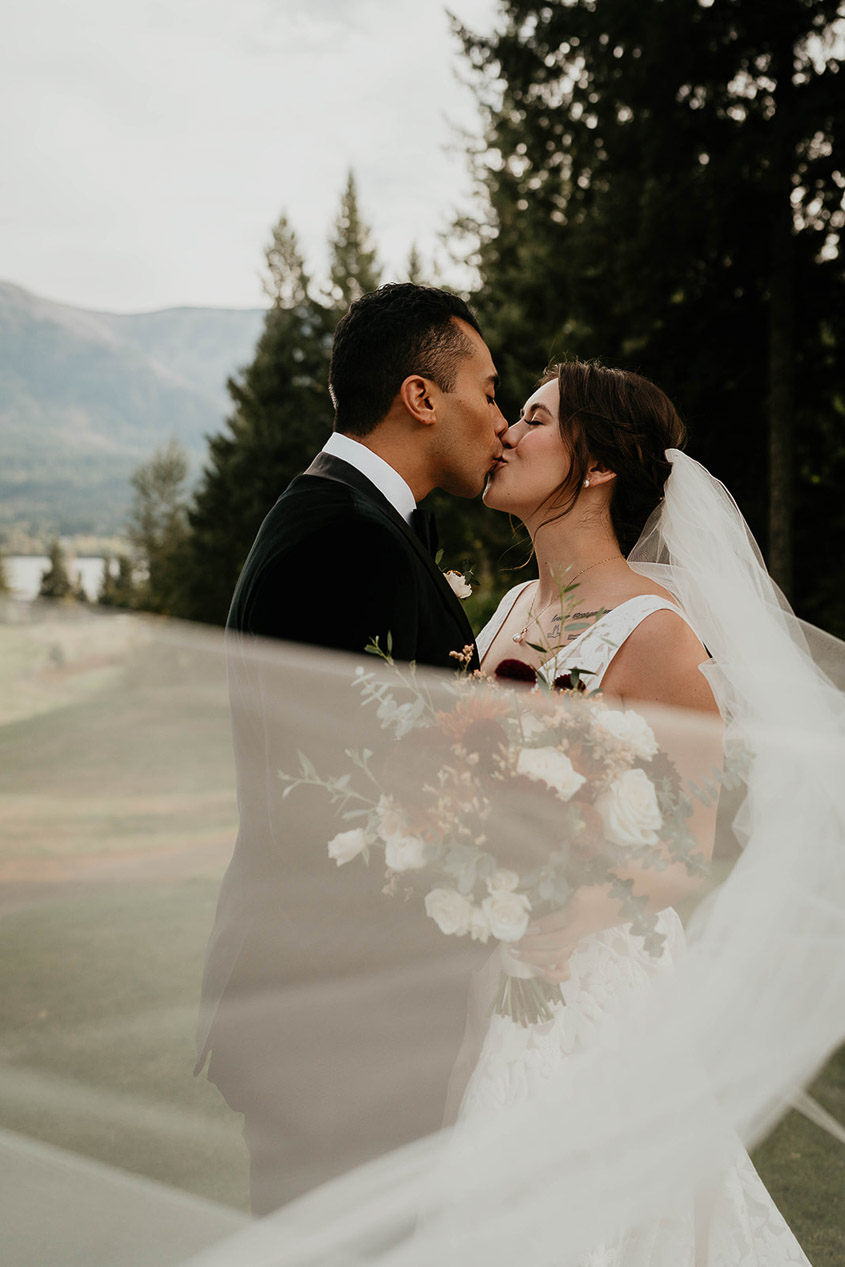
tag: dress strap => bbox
[476,581,534,664]
[540,595,699,691]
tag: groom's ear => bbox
[399,375,438,427]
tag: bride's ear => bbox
[584,461,616,488]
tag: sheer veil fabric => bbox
[1,450,844,1266]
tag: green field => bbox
[0,879,250,1210]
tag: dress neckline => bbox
[481,582,682,673]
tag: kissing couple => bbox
[195,282,821,1265]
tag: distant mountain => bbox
[0,282,266,535]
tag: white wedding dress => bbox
[456,584,812,1266]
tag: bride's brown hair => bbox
[539,360,687,554]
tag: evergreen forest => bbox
[99,1,845,636]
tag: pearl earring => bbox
[583,478,590,487]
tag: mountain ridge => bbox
[0,282,267,535]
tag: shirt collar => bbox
[321,432,417,524]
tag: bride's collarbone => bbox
[488,591,611,669]
[487,579,677,672]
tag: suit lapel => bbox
[301,453,477,646]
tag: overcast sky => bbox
[1,0,498,313]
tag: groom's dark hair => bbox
[329,283,483,436]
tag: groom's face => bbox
[433,321,507,497]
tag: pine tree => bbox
[406,243,426,284]
[128,439,190,615]
[263,213,310,309]
[38,540,75,600]
[98,554,137,608]
[170,213,336,625]
[456,0,845,620]
[328,171,381,306]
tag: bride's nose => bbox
[503,422,522,447]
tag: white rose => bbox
[327,828,368,866]
[469,904,492,943]
[595,768,663,848]
[520,712,549,742]
[424,888,473,936]
[443,570,472,600]
[593,708,659,759]
[486,868,520,894]
[384,833,428,872]
[482,889,532,942]
[516,746,586,801]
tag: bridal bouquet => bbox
[280,642,723,1025]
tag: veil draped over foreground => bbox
[2,468,845,1267]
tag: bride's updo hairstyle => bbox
[541,360,687,554]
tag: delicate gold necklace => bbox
[511,555,623,645]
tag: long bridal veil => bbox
[2,453,845,1267]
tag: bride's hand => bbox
[511,908,578,984]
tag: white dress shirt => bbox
[321,432,417,525]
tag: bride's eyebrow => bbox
[519,402,554,419]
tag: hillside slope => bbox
[0,283,265,534]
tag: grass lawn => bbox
[0,878,843,1258]
[753,1052,845,1264]
[0,879,250,1210]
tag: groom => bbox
[226,282,505,664]
[197,283,506,1214]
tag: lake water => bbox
[6,556,105,601]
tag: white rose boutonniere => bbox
[327,828,368,866]
[595,768,663,847]
[593,708,659,760]
[443,570,472,600]
[516,747,587,802]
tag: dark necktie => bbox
[410,508,439,559]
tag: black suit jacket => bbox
[195,455,481,1196]
[226,452,478,669]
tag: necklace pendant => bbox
[513,632,525,644]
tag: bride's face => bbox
[483,379,571,519]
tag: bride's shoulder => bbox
[602,587,718,713]
[621,577,678,607]
[487,580,534,616]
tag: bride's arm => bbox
[600,607,720,715]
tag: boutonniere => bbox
[443,570,472,600]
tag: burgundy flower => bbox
[495,658,537,685]
[553,671,587,693]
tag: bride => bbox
[456,358,814,1263]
